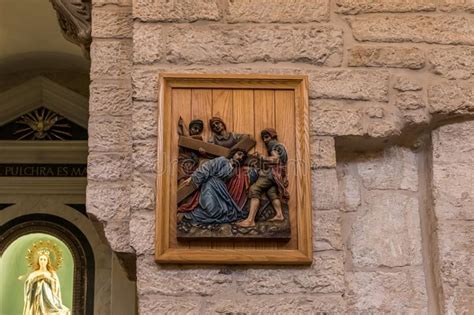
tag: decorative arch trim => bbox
[0,76,88,128]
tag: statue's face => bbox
[211,121,224,133]
[262,133,272,144]
[38,255,48,269]
[232,151,246,164]
[189,125,202,135]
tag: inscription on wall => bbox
[0,164,87,177]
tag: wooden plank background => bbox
[171,88,298,251]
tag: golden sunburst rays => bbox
[26,240,64,271]
[14,108,72,140]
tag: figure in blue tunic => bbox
[182,149,249,225]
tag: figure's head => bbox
[209,117,226,134]
[261,128,278,144]
[228,148,248,166]
[39,254,48,269]
[189,119,204,136]
[34,251,54,272]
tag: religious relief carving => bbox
[156,74,312,264]
[49,0,92,58]
[177,117,292,240]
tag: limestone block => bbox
[402,108,431,126]
[87,182,131,221]
[432,118,474,266]
[396,91,425,110]
[313,210,343,251]
[442,287,474,315]
[206,294,347,314]
[433,163,474,221]
[395,91,430,125]
[393,76,423,92]
[348,15,474,45]
[89,81,132,115]
[132,23,166,65]
[428,47,474,80]
[309,69,389,101]
[365,106,384,119]
[132,140,157,174]
[336,0,435,14]
[311,168,340,210]
[351,190,422,268]
[93,0,131,6]
[132,67,160,101]
[137,255,233,296]
[139,295,201,315]
[236,251,344,294]
[226,0,330,23]
[346,269,427,313]
[438,0,474,13]
[438,221,474,288]
[366,105,403,138]
[310,136,336,169]
[428,80,474,116]
[432,121,474,165]
[134,0,220,22]
[133,23,343,66]
[92,6,132,38]
[104,220,132,253]
[338,163,361,211]
[356,146,418,191]
[310,101,364,136]
[348,46,425,69]
[129,210,154,255]
[132,101,158,140]
[130,173,155,211]
[88,152,132,181]
[88,115,131,152]
[91,39,132,79]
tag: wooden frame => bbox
[155,73,312,264]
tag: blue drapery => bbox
[184,157,248,224]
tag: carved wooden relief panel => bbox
[156,74,312,264]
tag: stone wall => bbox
[88,0,474,313]
[338,147,427,313]
[432,121,474,314]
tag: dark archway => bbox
[0,213,94,315]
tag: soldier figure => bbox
[237,128,289,228]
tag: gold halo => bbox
[26,240,63,271]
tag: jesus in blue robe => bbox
[182,150,249,225]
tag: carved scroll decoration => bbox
[49,0,92,58]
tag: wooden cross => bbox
[177,135,256,203]
[178,135,256,157]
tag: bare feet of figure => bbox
[236,220,256,228]
[268,214,284,222]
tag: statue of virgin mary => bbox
[23,241,70,315]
